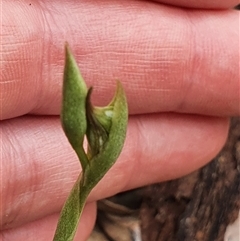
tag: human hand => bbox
[1,0,239,240]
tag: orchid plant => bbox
[52,44,128,241]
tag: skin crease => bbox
[1,0,239,240]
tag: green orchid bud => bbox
[85,87,110,158]
[84,80,128,189]
[53,44,128,241]
[92,106,113,132]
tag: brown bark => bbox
[140,117,240,241]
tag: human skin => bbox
[1,0,239,240]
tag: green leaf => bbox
[60,43,89,170]
[53,44,128,241]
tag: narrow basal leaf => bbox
[53,44,128,241]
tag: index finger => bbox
[1,1,239,120]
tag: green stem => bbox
[74,146,89,172]
[53,174,90,241]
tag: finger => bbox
[1,1,239,120]
[1,114,229,229]
[154,0,239,9]
[0,202,96,241]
